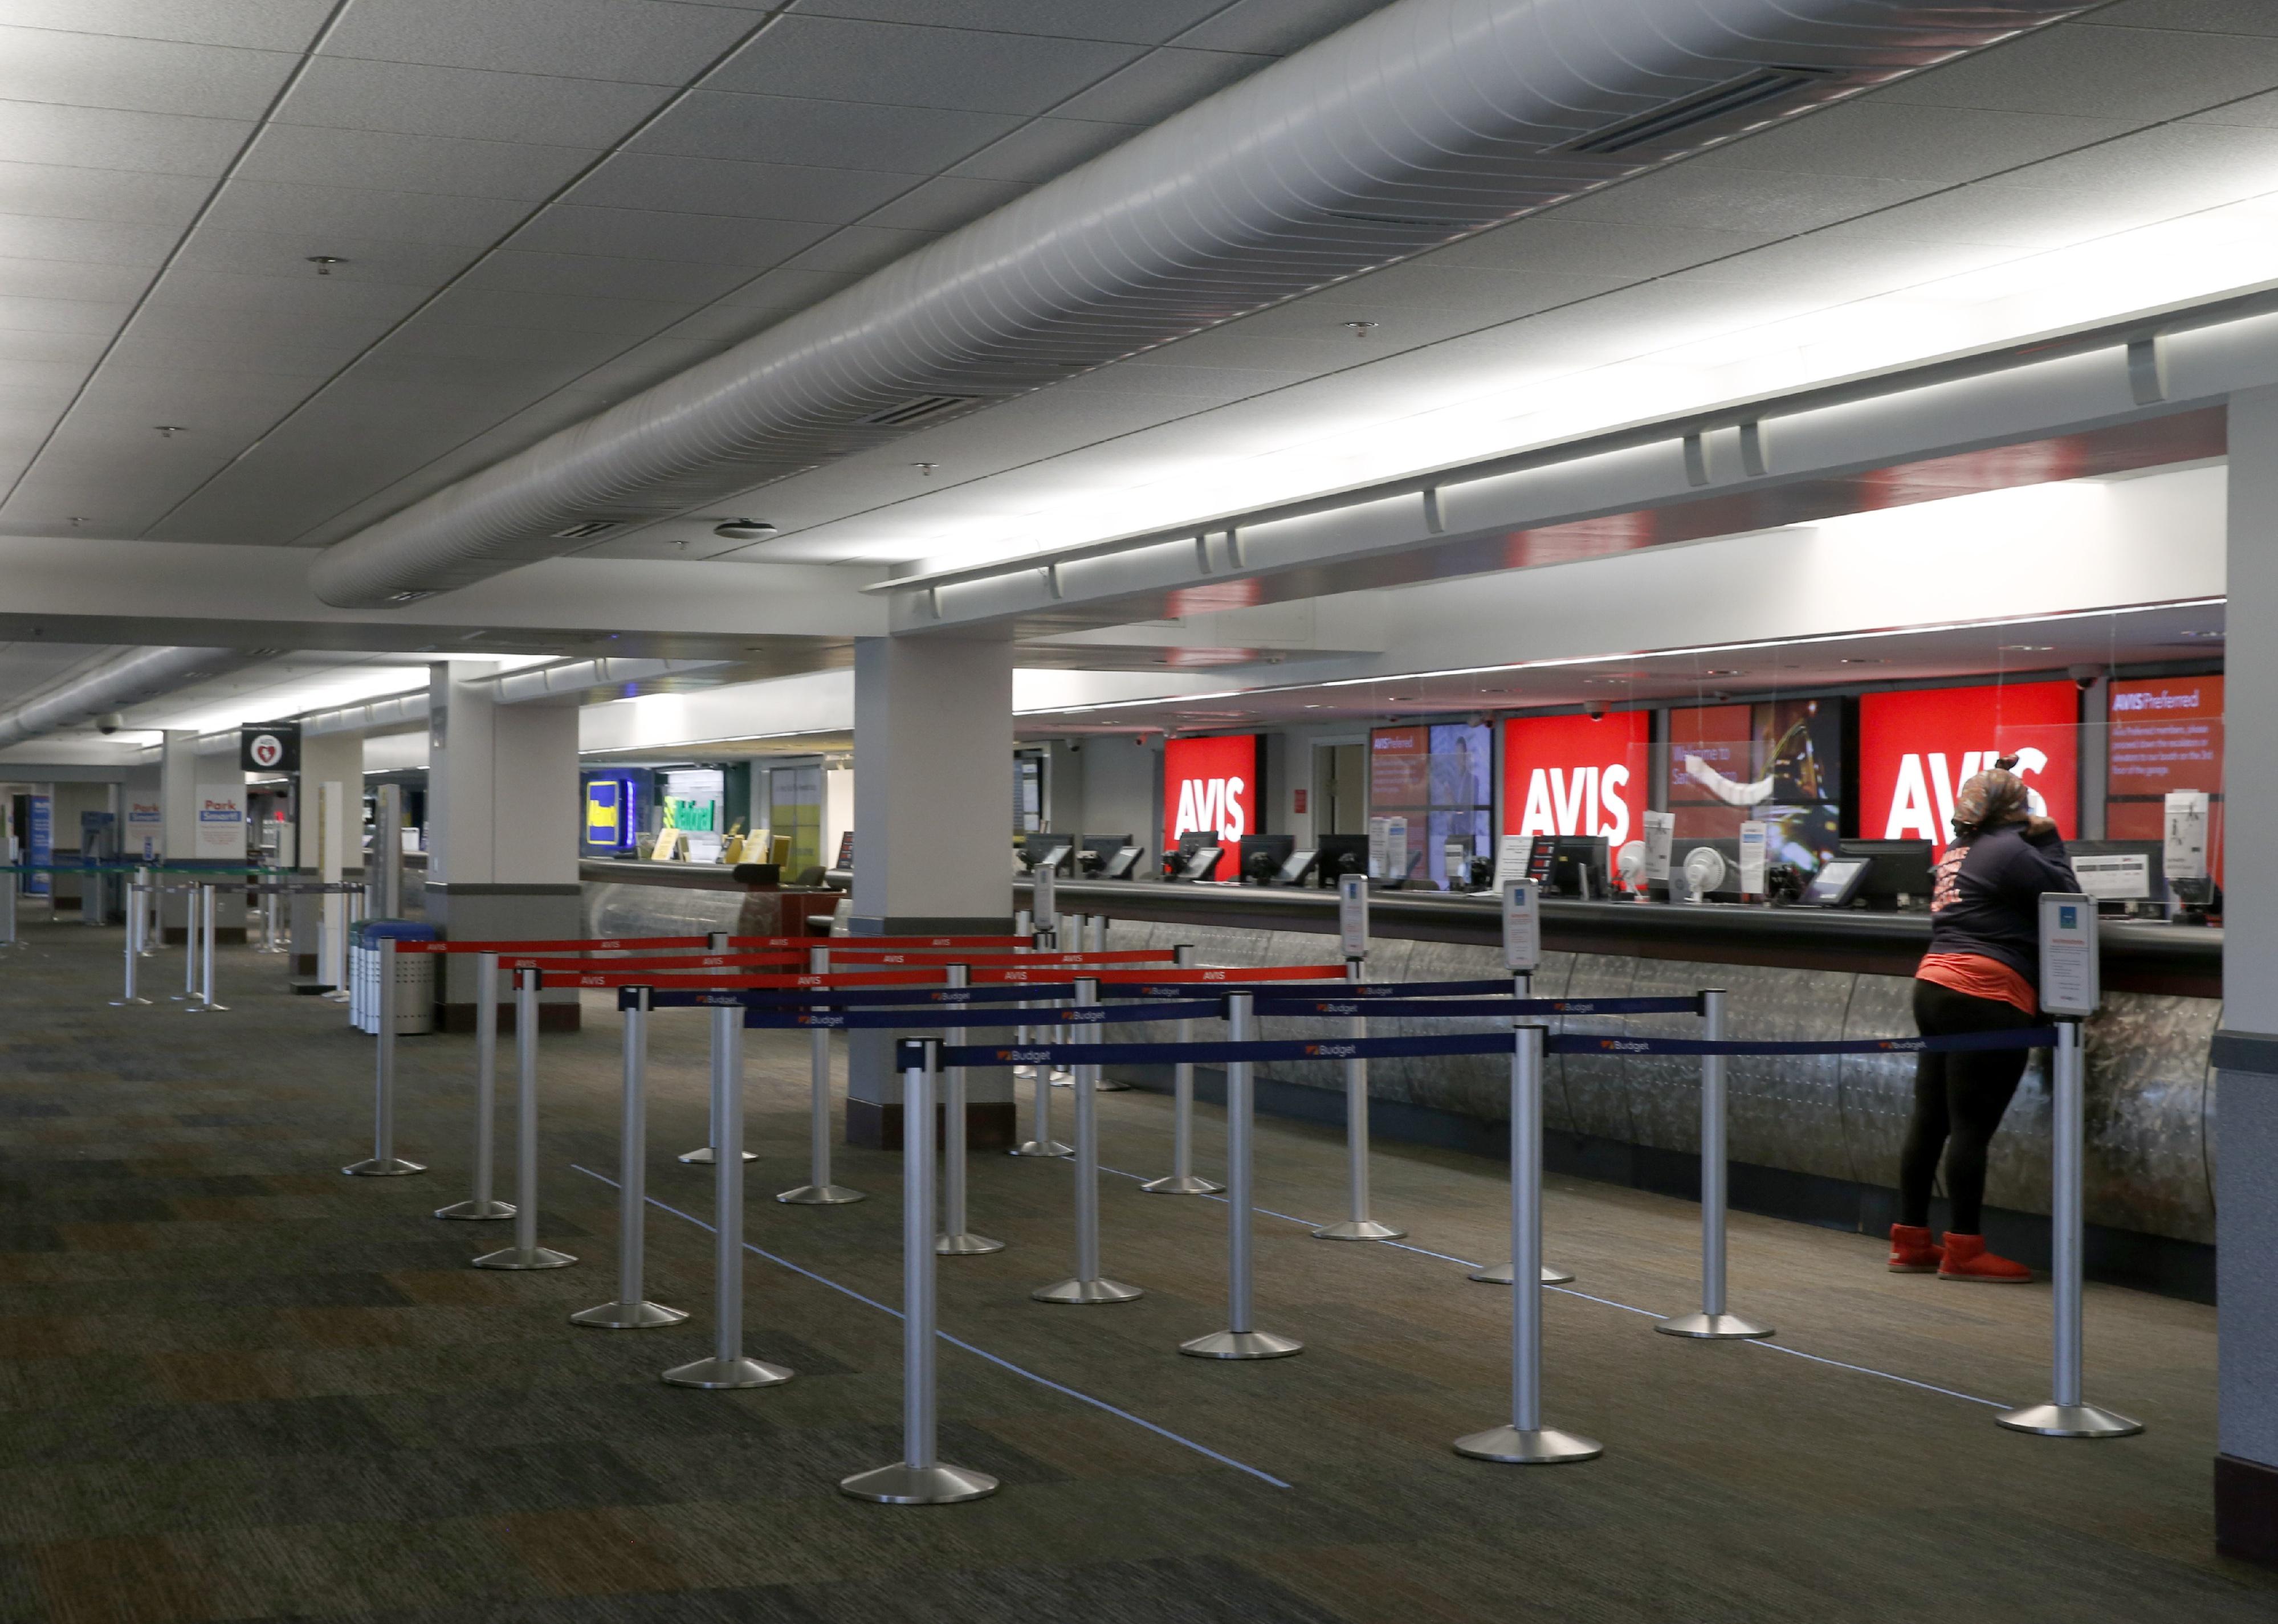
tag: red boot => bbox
[1938,1233,2032,1283]
[1888,1224,1943,1273]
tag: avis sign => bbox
[1501,712,1649,848]
[1163,733,1259,882]
[1858,682,2078,852]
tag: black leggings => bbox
[1898,979,2032,1234]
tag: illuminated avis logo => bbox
[1513,764,1632,846]
[1880,748,2048,840]
[1171,777,1246,844]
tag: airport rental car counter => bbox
[582,864,2220,1299]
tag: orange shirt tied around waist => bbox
[1916,952,2037,1015]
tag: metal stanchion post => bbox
[472,970,573,1267]
[110,883,150,1006]
[937,964,1002,1255]
[1456,1022,1600,1463]
[1315,956,1403,1240]
[1033,978,1140,1304]
[1144,944,1221,1195]
[1658,989,1770,1340]
[679,931,751,1164]
[174,883,198,1002]
[0,862,16,948]
[344,936,425,1176]
[1010,921,1070,1158]
[184,882,226,1012]
[1471,967,1576,1287]
[1087,915,1128,1090]
[1998,1019,2141,1438]
[436,951,514,1220]
[779,945,863,1204]
[574,986,687,1328]
[665,1002,794,1389]
[1183,991,1300,1358]
[262,881,282,953]
[1049,914,1083,1089]
[843,1039,1000,1504]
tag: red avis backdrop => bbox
[1501,712,1651,847]
[1163,734,1260,882]
[1857,680,2079,852]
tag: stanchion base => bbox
[1654,1311,1774,1340]
[1179,1328,1303,1360]
[936,1231,1005,1256]
[840,1462,1000,1504]
[1453,1424,1602,1464]
[471,1244,577,1271]
[1008,1139,1073,1158]
[776,1183,866,1206]
[1467,1260,1576,1285]
[1140,1173,1225,1195]
[1032,1276,1144,1304]
[1311,1218,1407,1242]
[343,1157,427,1177]
[570,1299,688,1329]
[184,1002,228,1013]
[107,997,153,1007]
[676,1147,756,1164]
[1994,1401,2143,1439]
[662,1354,794,1389]
[433,1198,516,1221]
[1053,1076,1129,1091]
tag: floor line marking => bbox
[567,1162,1292,1490]
[1096,1160,2013,1409]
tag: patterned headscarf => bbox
[1951,755,2034,838]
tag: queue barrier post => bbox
[936,964,1003,1255]
[1469,969,1576,1287]
[1033,978,1142,1305]
[665,1002,794,1389]
[175,883,198,1003]
[472,969,573,1268]
[678,932,752,1165]
[842,1039,1000,1505]
[344,936,425,1177]
[1143,944,1222,1195]
[1657,988,1771,1341]
[573,986,687,1329]
[1997,1019,2142,1438]
[436,950,514,1221]
[110,882,151,1006]
[0,862,15,947]
[778,945,865,1205]
[1314,955,1403,1242]
[186,883,225,1013]
[1456,1022,1601,1464]
[1181,991,1301,1360]
[1009,924,1070,1159]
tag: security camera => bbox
[2068,663,2103,691]
[712,519,777,541]
[1582,700,1606,719]
[95,712,124,735]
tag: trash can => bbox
[350,919,437,1035]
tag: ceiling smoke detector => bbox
[712,519,777,540]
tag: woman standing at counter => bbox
[1890,758,2076,1283]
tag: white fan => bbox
[1615,840,1649,893]
[1682,845,1727,904]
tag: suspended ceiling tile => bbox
[0,161,213,228]
[1548,165,1943,237]
[0,100,251,177]
[776,225,938,275]
[199,178,533,247]
[1876,15,2278,119]
[274,55,674,149]
[142,267,441,324]
[634,91,1021,173]
[507,204,835,268]
[376,317,637,366]
[2189,88,2278,127]
[785,0,1228,46]
[0,213,181,267]
[2083,0,2278,30]
[1050,46,1273,126]
[1701,100,2135,185]
[947,115,1140,183]
[1828,178,2216,249]
[0,255,154,304]
[707,15,1143,116]
[234,124,600,202]
[172,223,477,288]
[0,357,88,408]
[107,312,376,376]
[1417,217,1779,278]
[1986,119,2278,202]
[114,301,405,353]
[455,248,755,305]
[413,284,696,341]
[1,1,334,51]
[0,25,296,120]
[323,0,763,85]
[564,152,914,222]
[858,174,1033,234]
[1170,0,1393,54]
[0,295,131,337]
[0,328,105,365]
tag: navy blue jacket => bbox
[1924,822,2078,984]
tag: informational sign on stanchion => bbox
[572,986,685,1330]
[1180,991,1301,1360]
[1471,880,1574,1288]
[1338,872,1368,961]
[1998,896,2138,1439]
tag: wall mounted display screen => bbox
[1858,680,2079,852]
[1501,711,1649,850]
[1371,723,1492,886]
[2108,674,2223,883]
[1670,697,1841,874]
[1164,734,1259,882]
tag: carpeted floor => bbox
[1,923,2269,1623]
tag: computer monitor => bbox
[1237,834,1295,884]
[1546,835,1610,900]
[1275,848,1319,887]
[1794,856,1871,909]
[2067,839,2165,909]
[1077,834,1130,877]
[1022,835,1074,875]
[1837,839,1934,910]
[1176,844,1224,882]
[1315,834,1368,888]
[1103,844,1144,880]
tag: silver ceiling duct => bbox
[0,646,266,750]
[309,0,2087,610]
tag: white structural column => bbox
[2216,386,2278,1563]
[844,634,1016,1148]
[426,662,582,1032]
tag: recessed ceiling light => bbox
[154,425,186,437]
[2175,629,2226,641]
[306,255,346,275]
[1344,320,1377,338]
[1704,668,1743,677]
[1840,657,1886,665]
[2000,644,2054,652]
[713,519,776,540]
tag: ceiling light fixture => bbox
[154,425,185,437]
[712,519,777,541]
[1344,321,1377,338]
[912,462,939,477]
[306,256,346,275]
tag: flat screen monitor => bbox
[1838,839,1933,909]
[1078,833,1130,877]
[1546,835,1610,900]
[1022,835,1074,875]
[1794,856,1870,908]
[2067,839,2163,904]
[1315,834,1369,888]
[1275,847,1319,886]
[1238,834,1294,884]
[1177,844,1224,881]
[1103,844,1144,880]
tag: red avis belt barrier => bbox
[505,962,1352,992]
[396,933,1037,956]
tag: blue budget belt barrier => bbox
[1252,995,1705,1019]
